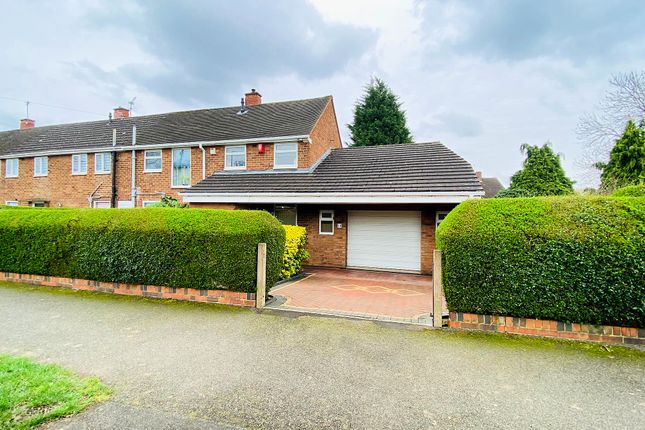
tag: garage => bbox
[347,211,421,273]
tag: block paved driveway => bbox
[1,282,644,429]
[268,267,438,324]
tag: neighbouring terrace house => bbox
[0,89,483,274]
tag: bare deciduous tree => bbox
[577,71,645,185]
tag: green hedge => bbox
[436,197,645,327]
[0,207,285,292]
[613,184,645,197]
[281,225,309,279]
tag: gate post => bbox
[256,243,267,309]
[432,249,443,327]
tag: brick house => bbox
[0,90,483,274]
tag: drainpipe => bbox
[111,128,118,208]
[131,125,137,207]
[199,143,206,180]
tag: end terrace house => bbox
[0,89,483,274]
[0,90,341,208]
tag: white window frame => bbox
[171,148,192,188]
[273,143,298,169]
[72,154,88,175]
[5,158,18,178]
[436,211,450,229]
[34,157,48,177]
[94,153,111,175]
[144,150,163,173]
[92,200,111,208]
[225,145,247,170]
[143,200,160,207]
[5,201,19,206]
[319,209,335,235]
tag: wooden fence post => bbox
[256,243,267,309]
[433,249,443,328]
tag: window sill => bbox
[5,176,18,179]
[171,185,191,189]
[72,173,88,176]
[94,172,111,175]
[224,167,247,171]
[143,169,163,173]
[274,165,298,170]
[33,174,48,178]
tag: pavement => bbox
[268,268,438,324]
[0,282,644,429]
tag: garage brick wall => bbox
[296,204,456,275]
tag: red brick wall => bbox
[298,205,348,268]
[306,98,343,165]
[1,154,113,207]
[449,312,644,346]
[0,272,256,307]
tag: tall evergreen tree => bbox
[348,77,413,146]
[596,119,645,190]
[497,143,574,197]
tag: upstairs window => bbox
[144,150,162,172]
[319,210,334,235]
[172,148,191,187]
[274,143,298,169]
[225,145,246,170]
[34,157,48,177]
[5,159,18,178]
[95,153,111,174]
[72,154,88,175]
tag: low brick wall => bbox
[450,312,644,346]
[0,272,256,307]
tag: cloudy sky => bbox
[1,0,644,186]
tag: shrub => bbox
[0,207,285,292]
[613,184,645,197]
[436,196,645,327]
[281,225,309,279]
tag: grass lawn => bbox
[0,355,110,429]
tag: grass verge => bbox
[0,355,110,429]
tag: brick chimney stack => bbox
[475,171,483,182]
[20,118,35,129]
[113,107,130,119]
[244,89,262,106]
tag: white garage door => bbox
[347,211,421,272]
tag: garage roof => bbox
[184,142,483,197]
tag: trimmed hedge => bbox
[613,184,645,197]
[281,225,309,279]
[436,196,645,327]
[0,207,285,292]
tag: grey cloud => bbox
[83,1,376,104]
[424,0,645,63]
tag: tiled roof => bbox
[0,96,331,157]
[186,142,483,194]
[481,177,505,198]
